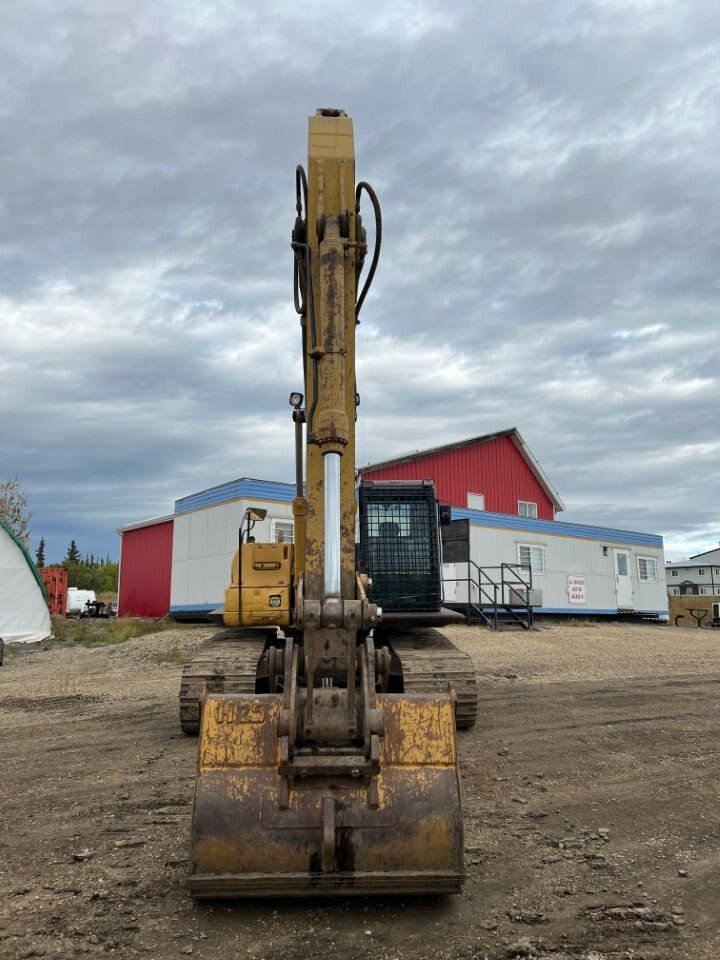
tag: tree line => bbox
[51,539,119,593]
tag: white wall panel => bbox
[205,553,231,605]
[223,502,246,552]
[187,557,207,605]
[170,497,297,612]
[189,510,208,557]
[207,505,228,557]
[171,515,190,564]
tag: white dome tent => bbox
[0,520,52,645]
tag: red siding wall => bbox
[118,520,174,618]
[361,436,554,519]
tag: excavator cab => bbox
[187,110,466,897]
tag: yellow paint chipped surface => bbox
[199,697,279,770]
[379,696,457,766]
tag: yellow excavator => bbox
[186,109,474,896]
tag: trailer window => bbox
[517,543,546,574]
[637,556,658,581]
[272,520,294,544]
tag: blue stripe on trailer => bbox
[452,508,663,548]
[175,478,296,514]
[170,602,222,612]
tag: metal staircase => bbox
[443,560,534,630]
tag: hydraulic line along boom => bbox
[188,109,465,897]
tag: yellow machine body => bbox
[223,542,293,628]
[190,110,464,897]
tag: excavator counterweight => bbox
[186,109,470,897]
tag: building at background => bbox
[117,427,668,620]
[359,428,564,520]
[665,547,720,597]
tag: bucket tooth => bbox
[189,693,464,897]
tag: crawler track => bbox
[180,628,477,734]
[389,629,478,730]
[179,632,267,734]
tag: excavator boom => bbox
[188,110,465,897]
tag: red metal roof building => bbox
[117,429,565,617]
[117,516,174,618]
[358,427,564,521]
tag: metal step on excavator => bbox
[185,109,477,897]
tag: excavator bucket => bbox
[189,692,464,897]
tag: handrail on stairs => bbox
[442,560,534,629]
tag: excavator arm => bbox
[188,110,465,897]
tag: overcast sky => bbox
[2,0,718,563]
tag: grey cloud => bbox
[1,0,718,563]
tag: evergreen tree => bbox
[65,539,82,564]
[35,537,46,568]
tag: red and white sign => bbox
[567,576,586,604]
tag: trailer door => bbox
[613,549,634,609]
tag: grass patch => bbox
[50,617,177,647]
[150,645,190,666]
[566,617,599,628]
[96,591,118,604]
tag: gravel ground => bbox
[1,619,719,960]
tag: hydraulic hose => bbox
[293,165,309,316]
[355,181,382,320]
[290,241,319,439]
[296,164,308,218]
[292,165,317,434]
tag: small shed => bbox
[0,520,52,644]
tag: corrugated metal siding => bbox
[38,567,68,615]
[118,520,174,618]
[361,436,555,518]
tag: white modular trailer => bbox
[170,479,296,617]
[447,507,668,618]
[169,478,668,620]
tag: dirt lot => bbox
[1,620,719,960]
